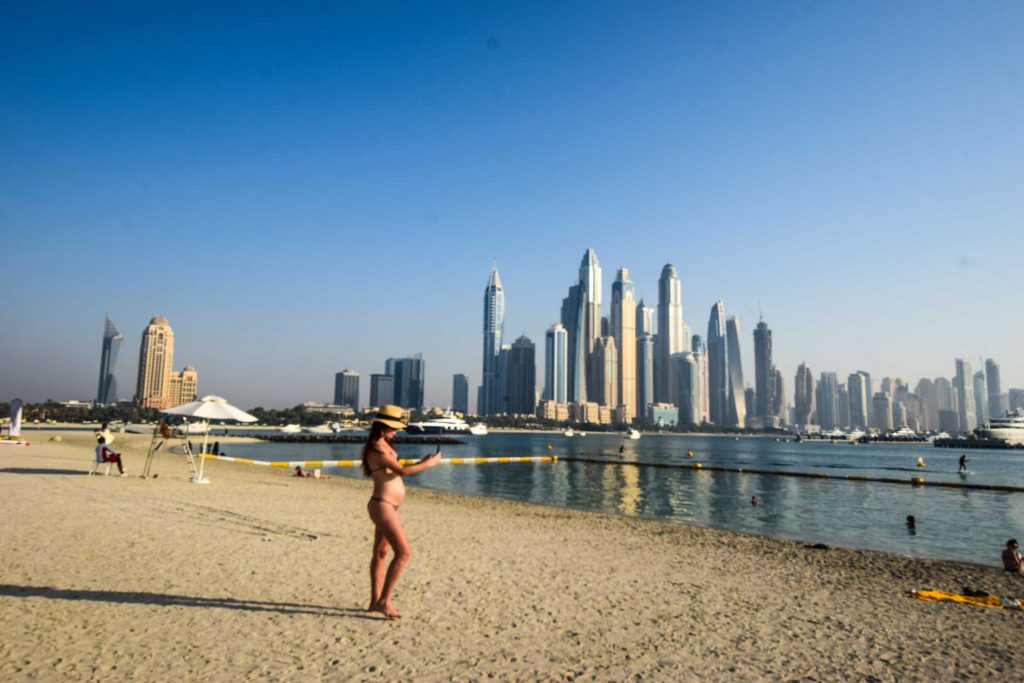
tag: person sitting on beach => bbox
[362,405,442,619]
[94,437,126,476]
[1002,539,1023,574]
[293,466,329,479]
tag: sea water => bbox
[231,432,1024,567]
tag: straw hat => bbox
[372,405,408,430]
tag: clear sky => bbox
[1,1,1022,410]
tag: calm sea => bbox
[222,432,1023,567]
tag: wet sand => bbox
[1,431,1022,680]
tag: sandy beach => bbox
[2,431,1022,681]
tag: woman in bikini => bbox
[362,405,442,619]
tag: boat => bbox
[303,424,334,434]
[625,428,641,440]
[977,409,1024,445]
[468,423,489,436]
[279,424,302,434]
[563,428,575,437]
[405,410,472,435]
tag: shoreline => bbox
[2,432,1023,679]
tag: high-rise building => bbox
[480,265,505,416]
[934,377,955,412]
[771,366,785,423]
[707,301,728,425]
[857,371,874,424]
[635,299,654,337]
[579,249,603,398]
[561,283,587,403]
[691,335,710,424]
[506,336,536,415]
[136,315,175,409]
[1009,389,1024,411]
[872,393,893,431]
[985,359,1006,418]
[168,366,198,406]
[544,324,568,404]
[96,315,124,404]
[655,264,686,403]
[452,374,469,414]
[369,374,394,408]
[610,268,637,423]
[594,337,618,410]
[848,372,870,429]
[725,316,745,428]
[753,320,773,421]
[334,370,359,410]
[837,383,850,428]
[386,355,425,409]
[973,370,989,426]
[816,372,839,429]
[636,335,655,420]
[794,363,815,426]
[670,352,699,425]
[954,359,977,432]
[915,378,938,431]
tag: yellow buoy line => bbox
[197,454,557,468]
[560,456,1024,493]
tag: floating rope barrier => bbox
[197,454,558,468]
[560,456,1024,493]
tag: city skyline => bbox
[2,3,1022,408]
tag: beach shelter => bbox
[163,395,257,484]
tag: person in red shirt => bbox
[94,436,126,476]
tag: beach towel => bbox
[912,589,1023,610]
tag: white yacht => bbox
[279,424,302,434]
[563,428,575,437]
[303,424,334,434]
[406,410,472,435]
[625,428,641,440]
[468,423,489,436]
[977,409,1024,445]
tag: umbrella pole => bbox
[194,425,211,484]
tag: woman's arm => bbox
[377,447,442,476]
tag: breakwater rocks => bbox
[256,434,466,445]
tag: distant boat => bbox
[175,421,209,436]
[406,410,473,435]
[304,424,334,434]
[625,428,641,440]
[563,428,575,437]
[279,424,302,434]
[976,409,1024,445]
[468,423,489,436]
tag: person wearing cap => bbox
[361,404,442,619]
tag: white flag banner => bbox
[10,399,23,438]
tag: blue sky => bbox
[1,1,1022,409]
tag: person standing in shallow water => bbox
[362,405,442,619]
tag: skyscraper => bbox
[954,359,977,432]
[973,370,988,426]
[635,299,654,337]
[480,265,505,416]
[387,355,425,409]
[691,335,709,424]
[872,393,893,431]
[794,363,815,426]
[544,324,568,404]
[168,366,198,406]
[136,315,174,409]
[636,335,655,420]
[847,372,869,429]
[610,267,637,423]
[707,301,728,425]
[915,378,938,431]
[816,372,839,430]
[561,283,588,403]
[334,370,359,410]
[96,315,124,404]
[771,366,785,423]
[594,337,618,409]
[985,359,1005,419]
[655,264,685,403]
[579,249,602,397]
[725,316,745,428]
[506,336,537,415]
[452,374,469,414]
[369,374,394,407]
[671,352,699,425]
[753,320,773,421]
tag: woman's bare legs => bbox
[367,502,411,618]
[369,526,390,609]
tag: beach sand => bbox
[2,432,1022,681]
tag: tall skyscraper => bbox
[136,315,174,409]
[334,370,359,410]
[671,352,699,425]
[544,324,568,404]
[168,366,198,406]
[934,377,955,412]
[771,366,785,423]
[561,283,587,403]
[579,249,602,397]
[452,374,469,414]
[847,372,869,429]
[636,335,655,420]
[725,316,745,428]
[753,320,773,421]
[816,372,839,430]
[794,363,815,426]
[973,370,989,426]
[954,359,977,432]
[871,393,893,431]
[914,378,938,431]
[691,335,709,424]
[480,265,505,416]
[635,299,654,337]
[387,355,425,409]
[707,301,728,425]
[594,337,618,409]
[655,264,686,403]
[369,374,394,407]
[837,383,850,428]
[985,359,1005,419]
[610,267,637,423]
[506,336,537,415]
[96,315,124,404]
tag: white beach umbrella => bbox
[163,395,257,484]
